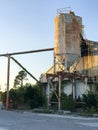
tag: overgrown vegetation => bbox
[2,83,46,109]
[1,70,98,115]
[50,92,75,111]
[61,93,75,111]
[2,70,46,109]
[81,91,98,115]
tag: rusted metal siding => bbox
[80,55,98,77]
[80,41,98,76]
[54,12,82,69]
[65,17,82,54]
[54,14,66,64]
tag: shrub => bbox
[2,83,47,109]
[50,92,75,111]
[61,93,75,111]
[24,85,46,109]
[82,92,97,108]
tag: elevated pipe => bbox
[0,48,54,57]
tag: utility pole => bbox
[6,55,10,110]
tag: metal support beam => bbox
[58,75,61,110]
[11,57,39,82]
[6,55,10,110]
[0,48,54,57]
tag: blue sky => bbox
[0,0,98,90]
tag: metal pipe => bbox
[0,48,54,57]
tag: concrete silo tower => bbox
[54,11,83,71]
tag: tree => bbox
[24,83,46,109]
[13,70,27,88]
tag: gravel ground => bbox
[0,110,98,130]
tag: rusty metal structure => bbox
[1,8,98,111]
[43,9,98,110]
[44,9,83,110]
[54,10,82,70]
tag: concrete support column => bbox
[84,77,88,92]
[47,77,50,108]
[72,78,76,100]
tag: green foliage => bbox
[95,83,98,92]
[82,92,97,108]
[50,92,75,111]
[84,106,98,114]
[95,94,98,107]
[61,93,75,111]
[2,91,7,106]
[81,92,98,115]
[9,89,18,108]
[3,87,27,109]
[2,83,46,109]
[0,91,3,101]
[80,106,98,117]
[13,70,27,88]
[50,92,58,110]
[24,85,45,108]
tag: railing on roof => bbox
[57,7,71,15]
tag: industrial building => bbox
[40,10,98,109]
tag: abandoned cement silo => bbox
[54,11,83,70]
[40,10,98,109]
[54,11,98,79]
